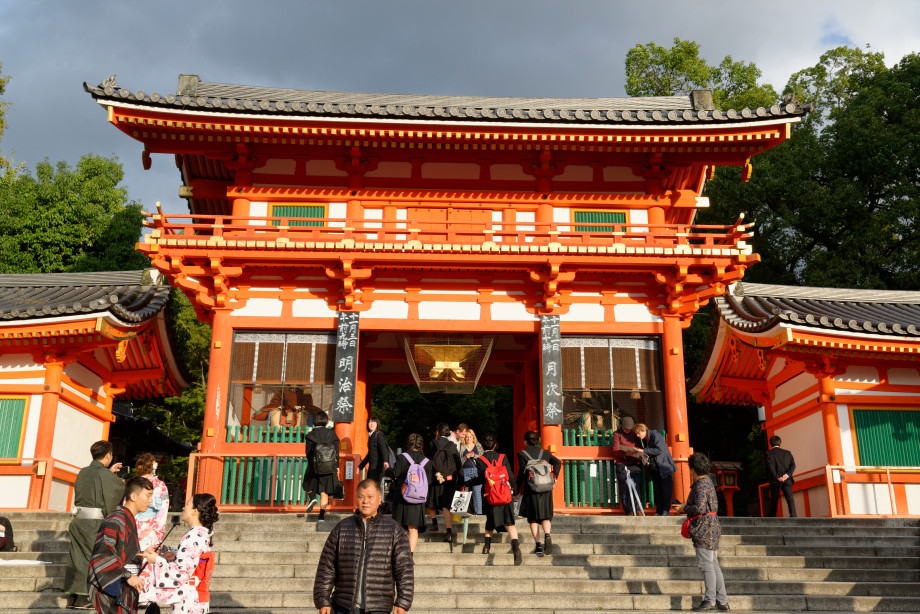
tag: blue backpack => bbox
[401,453,429,504]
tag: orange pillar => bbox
[29,357,66,509]
[819,375,844,466]
[197,308,233,496]
[662,315,692,503]
[231,169,252,219]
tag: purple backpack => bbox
[401,453,429,504]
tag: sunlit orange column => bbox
[662,315,692,504]
[29,355,67,509]
[197,307,233,496]
[819,375,844,466]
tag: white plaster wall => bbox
[49,477,73,512]
[553,207,571,232]
[516,211,535,232]
[613,304,662,323]
[64,363,104,395]
[51,405,103,468]
[233,298,283,318]
[0,475,31,508]
[21,394,42,459]
[889,368,920,386]
[906,484,920,515]
[772,372,815,413]
[805,486,830,518]
[776,411,827,474]
[249,201,268,226]
[490,302,536,322]
[362,300,409,320]
[839,403,857,468]
[630,209,648,232]
[290,299,334,318]
[418,301,480,320]
[837,365,879,384]
[847,483,894,515]
[328,202,347,228]
[0,353,38,370]
[560,303,606,322]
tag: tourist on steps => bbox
[516,430,561,557]
[679,453,729,611]
[388,433,433,553]
[468,432,522,565]
[302,411,341,524]
[426,422,463,543]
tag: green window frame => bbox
[271,204,325,227]
[573,210,627,232]
[852,409,920,467]
[0,397,27,458]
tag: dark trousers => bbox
[615,463,644,514]
[768,478,797,517]
[652,472,674,516]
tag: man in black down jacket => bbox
[314,478,414,614]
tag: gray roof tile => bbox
[0,270,170,324]
[84,75,810,126]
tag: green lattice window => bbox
[271,205,325,227]
[574,210,626,232]
[852,409,920,467]
[0,398,27,458]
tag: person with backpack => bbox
[360,416,392,485]
[469,433,522,565]
[140,492,219,614]
[426,422,463,543]
[387,433,433,553]
[302,411,340,524]
[516,430,561,557]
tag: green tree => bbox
[0,154,149,273]
[625,38,777,110]
[0,62,9,167]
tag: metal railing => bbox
[0,457,82,511]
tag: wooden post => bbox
[662,315,692,504]
[197,308,233,497]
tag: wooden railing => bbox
[0,457,82,511]
[143,211,754,252]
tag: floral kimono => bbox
[142,525,212,614]
[135,474,170,593]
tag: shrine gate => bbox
[84,75,805,512]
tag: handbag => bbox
[450,489,472,515]
[681,511,716,538]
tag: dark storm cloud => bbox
[1,1,917,214]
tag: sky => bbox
[1,1,919,215]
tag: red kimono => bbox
[89,506,140,614]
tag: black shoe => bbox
[444,529,453,542]
[513,548,523,566]
[543,535,553,555]
[693,601,716,611]
[305,499,317,514]
[481,544,490,554]
[717,603,730,611]
[532,544,544,557]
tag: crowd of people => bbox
[62,415,738,614]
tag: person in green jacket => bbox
[64,440,126,609]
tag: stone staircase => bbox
[1,511,919,613]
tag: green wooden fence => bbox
[220,456,312,506]
[226,425,313,444]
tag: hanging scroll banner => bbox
[332,312,360,422]
[540,315,562,426]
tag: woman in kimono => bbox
[133,453,170,594]
[141,493,220,614]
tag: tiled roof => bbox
[715,282,920,337]
[0,270,170,324]
[84,74,810,126]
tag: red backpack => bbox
[482,453,513,505]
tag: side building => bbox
[691,282,920,517]
[0,270,187,511]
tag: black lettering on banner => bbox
[332,312,359,422]
[540,315,562,426]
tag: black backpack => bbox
[313,441,339,475]
[431,441,457,479]
[0,516,16,552]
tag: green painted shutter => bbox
[0,398,26,458]
[271,205,325,227]
[852,409,920,467]
[574,210,626,232]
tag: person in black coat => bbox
[426,422,462,542]
[302,410,340,523]
[360,415,392,484]
[766,435,797,517]
[634,423,677,516]
[468,432,522,565]
[516,430,561,557]
[387,433,433,552]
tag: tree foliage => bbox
[0,154,149,274]
[625,38,777,110]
